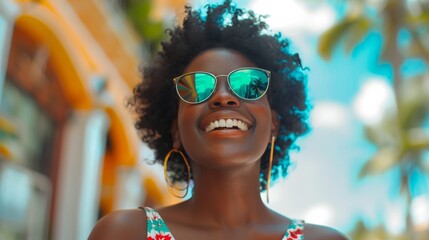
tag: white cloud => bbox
[352,76,395,125]
[411,195,429,230]
[311,101,350,130]
[248,0,337,58]
[304,204,335,226]
[385,198,407,235]
[249,0,337,35]
[188,0,336,58]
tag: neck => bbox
[185,162,269,227]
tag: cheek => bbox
[254,99,273,137]
[177,103,200,146]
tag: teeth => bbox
[204,119,250,132]
[219,119,226,127]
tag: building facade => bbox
[0,0,180,239]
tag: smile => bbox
[204,119,249,132]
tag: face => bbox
[174,48,277,169]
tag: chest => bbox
[160,226,287,240]
[147,221,304,240]
[145,208,304,240]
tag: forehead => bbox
[184,48,256,75]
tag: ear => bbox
[171,119,181,149]
[271,109,280,139]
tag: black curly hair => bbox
[129,0,310,191]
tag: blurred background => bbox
[0,0,428,239]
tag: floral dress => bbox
[141,207,304,240]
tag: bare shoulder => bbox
[304,223,350,240]
[88,208,147,240]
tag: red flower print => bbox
[155,233,172,240]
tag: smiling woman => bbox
[88,0,350,239]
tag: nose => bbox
[209,76,240,108]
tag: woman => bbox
[89,1,349,239]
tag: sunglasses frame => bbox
[172,67,271,104]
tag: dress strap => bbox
[139,207,303,240]
[139,207,175,240]
[283,219,304,240]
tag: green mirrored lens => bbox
[229,69,269,99]
[176,73,216,103]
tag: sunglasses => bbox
[173,67,271,104]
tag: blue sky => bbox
[224,0,429,234]
[148,0,429,234]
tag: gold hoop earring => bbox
[163,149,191,198]
[266,136,276,203]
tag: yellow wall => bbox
[9,0,167,212]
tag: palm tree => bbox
[318,0,429,238]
